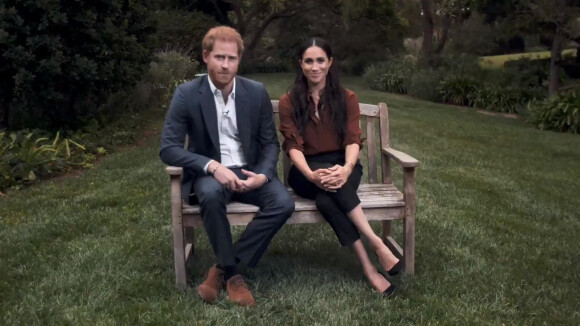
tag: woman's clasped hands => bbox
[309,164,352,192]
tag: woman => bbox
[278,38,402,296]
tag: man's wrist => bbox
[209,162,220,176]
[257,173,268,184]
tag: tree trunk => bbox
[243,14,277,60]
[0,102,7,129]
[435,14,451,55]
[229,3,247,36]
[549,27,564,97]
[420,0,434,66]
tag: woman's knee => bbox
[315,193,336,211]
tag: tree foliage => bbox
[0,0,157,130]
[154,9,216,59]
[520,0,580,95]
[268,0,405,74]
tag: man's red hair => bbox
[202,26,244,55]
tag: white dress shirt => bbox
[204,77,247,172]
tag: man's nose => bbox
[221,58,229,69]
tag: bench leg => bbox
[184,226,195,262]
[172,223,188,289]
[173,224,188,289]
[382,220,403,259]
[382,220,392,238]
[403,167,416,275]
[171,180,188,288]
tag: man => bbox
[159,26,294,307]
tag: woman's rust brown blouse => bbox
[278,88,362,156]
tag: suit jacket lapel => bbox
[235,77,251,157]
[199,76,220,153]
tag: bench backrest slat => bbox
[272,100,390,185]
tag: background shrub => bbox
[363,56,417,93]
[363,52,550,116]
[439,76,482,106]
[146,51,200,108]
[407,70,445,102]
[240,61,290,74]
[0,1,157,131]
[528,92,580,133]
[437,53,486,78]
[502,58,549,87]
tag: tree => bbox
[419,0,474,65]
[524,0,580,95]
[154,10,217,58]
[194,0,316,63]
[0,0,157,130]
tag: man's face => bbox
[203,40,240,90]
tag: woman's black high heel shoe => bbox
[383,284,396,297]
[387,260,403,276]
[378,271,397,297]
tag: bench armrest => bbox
[382,146,420,168]
[166,166,183,175]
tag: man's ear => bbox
[202,50,209,64]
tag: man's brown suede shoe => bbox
[197,264,224,303]
[226,274,256,307]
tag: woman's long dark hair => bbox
[289,37,347,141]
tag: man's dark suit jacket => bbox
[160,75,280,202]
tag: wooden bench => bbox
[165,100,419,288]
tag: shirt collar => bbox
[208,75,236,100]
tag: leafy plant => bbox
[528,92,580,133]
[363,56,417,94]
[146,51,199,109]
[407,70,445,102]
[0,130,93,191]
[439,77,481,106]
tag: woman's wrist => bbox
[306,169,315,181]
[344,161,354,175]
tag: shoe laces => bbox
[230,275,248,289]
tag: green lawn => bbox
[1,74,579,325]
[480,49,576,68]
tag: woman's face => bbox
[300,45,333,87]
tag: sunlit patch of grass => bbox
[480,49,576,69]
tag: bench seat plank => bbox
[182,184,405,227]
[182,184,404,214]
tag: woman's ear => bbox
[329,57,333,67]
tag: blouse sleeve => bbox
[278,94,305,154]
[343,90,363,147]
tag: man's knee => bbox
[273,190,294,216]
[195,180,225,205]
[264,189,294,220]
[280,195,295,217]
